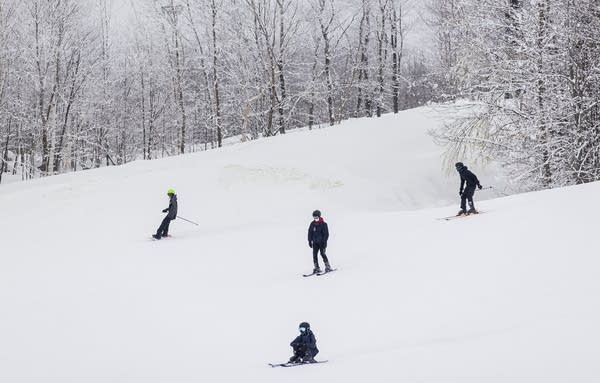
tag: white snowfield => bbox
[0,106,598,383]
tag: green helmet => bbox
[167,188,176,195]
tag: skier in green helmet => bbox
[153,188,178,239]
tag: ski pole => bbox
[177,216,199,226]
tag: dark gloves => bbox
[162,208,168,213]
[459,190,463,196]
[308,242,313,248]
[478,184,483,190]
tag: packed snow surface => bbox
[0,106,598,382]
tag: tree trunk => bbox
[318,0,335,126]
[355,0,370,117]
[376,0,388,118]
[537,0,551,186]
[308,38,320,130]
[174,29,186,154]
[54,51,81,173]
[277,0,287,134]
[390,0,403,114]
[211,0,222,147]
[0,118,11,184]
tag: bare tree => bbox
[389,0,406,113]
[160,0,187,154]
[0,0,443,184]
[355,0,372,117]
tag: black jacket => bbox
[165,194,178,219]
[459,167,481,193]
[308,219,329,245]
[290,330,319,355]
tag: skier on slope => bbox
[152,188,178,239]
[288,322,319,364]
[455,162,483,216]
[308,210,332,274]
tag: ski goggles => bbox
[299,327,307,333]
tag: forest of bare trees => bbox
[0,0,434,183]
[430,0,600,189]
[0,0,598,191]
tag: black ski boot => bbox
[467,201,477,214]
[456,209,467,216]
[313,265,322,274]
[303,351,316,363]
[324,262,333,272]
[152,234,161,240]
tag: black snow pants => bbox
[156,216,173,237]
[312,244,329,268]
[290,344,318,363]
[461,185,476,211]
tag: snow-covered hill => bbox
[0,106,598,383]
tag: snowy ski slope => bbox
[0,106,598,383]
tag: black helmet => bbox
[312,210,321,218]
[299,322,310,330]
[455,162,465,171]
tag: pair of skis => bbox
[269,360,328,368]
[303,269,337,278]
[438,211,484,221]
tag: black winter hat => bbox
[299,322,310,330]
[312,210,321,218]
[455,162,465,170]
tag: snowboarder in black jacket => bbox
[455,162,482,215]
[153,188,178,239]
[308,210,332,273]
[288,322,319,364]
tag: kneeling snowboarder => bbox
[153,188,177,239]
[289,322,319,364]
[455,162,482,215]
[308,210,332,273]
